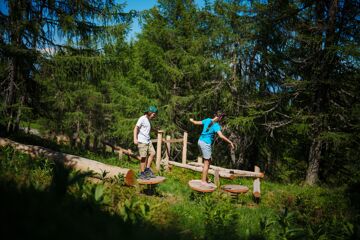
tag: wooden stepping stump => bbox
[188,180,217,193]
[137,176,166,185]
[137,176,166,195]
[221,184,249,198]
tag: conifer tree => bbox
[0,0,127,132]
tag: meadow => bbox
[0,134,357,240]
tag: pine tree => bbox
[0,0,127,133]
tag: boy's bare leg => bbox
[201,159,211,183]
[146,152,155,168]
[140,157,146,172]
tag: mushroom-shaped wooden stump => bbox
[221,184,249,198]
[137,176,166,195]
[188,180,217,193]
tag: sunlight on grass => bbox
[0,145,357,239]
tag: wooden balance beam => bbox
[0,138,136,186]
[188,162,264,178]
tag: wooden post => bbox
[253,165,261,201]
[197,156,203,164]
[214,169,220,187]
[156,131,163,171]
[182,132,188,164]
[164,135,171,171]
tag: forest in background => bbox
[1,0,359,187]
[1,1,360,239]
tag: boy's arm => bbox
[217,131,235,149]
[133,125,139,145]
[190,118,203,125]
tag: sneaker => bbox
[139,172,150,180]
[145,168,156,178]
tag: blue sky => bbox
[125,0,207,41]
[0,0,207,42]
[0,0,7,14]
[124,0,158,41]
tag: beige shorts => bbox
[138,143,156,158]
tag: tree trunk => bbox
[93,135,98,151]
[229,132,247,169]
[304,0,337,186]
[13,96,25,132]
[85,135,90,150]
[230,147,236,166]
[76,120,81,148]
[6,112,13,133]
[237,151,245,169]
[305,137,322,185]
[72,120,82,148]
[5,59,16,133]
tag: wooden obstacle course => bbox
[104,131,264,200]
[188,180,217,193]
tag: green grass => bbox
[0,137,359,239]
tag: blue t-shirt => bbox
[199,118,221,144]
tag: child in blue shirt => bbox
[190,111,235,186]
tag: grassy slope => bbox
[0,135,358,239]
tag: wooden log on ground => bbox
[188,161,264,178]
[253,165,261,199]
[0,138,136,186]
[161,160,235,179]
